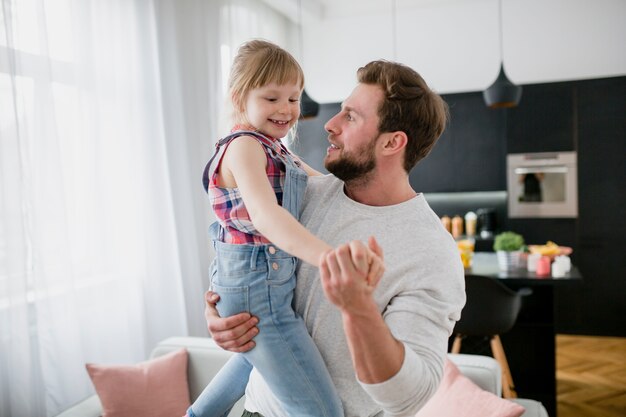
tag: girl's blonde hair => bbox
[229,39,305,125]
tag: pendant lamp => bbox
[300,89,319,119]
[483,0,522,108]
[297,0,319,119]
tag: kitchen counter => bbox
[468,252,583,284]
[459,252,582,417]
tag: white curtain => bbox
[0,0,188,415]
[0,0,293,415]
[150,0,295,334]
[150,0,293,344]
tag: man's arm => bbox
[320,239,452,417]
[204,239,384,352]
[319,238,403,383]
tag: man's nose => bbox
[324,113,340,133]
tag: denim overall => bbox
[188,131,343,417]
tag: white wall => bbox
[298,0,626,102]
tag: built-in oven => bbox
[507,152,578,218]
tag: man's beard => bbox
[324,140,377,183]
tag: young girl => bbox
[187,40,381,417]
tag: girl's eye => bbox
[266,98,277,102]
[289,99,299,103]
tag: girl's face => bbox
[243,82,302,138]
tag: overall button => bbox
[268,246,277,255]
[271,262,279,271]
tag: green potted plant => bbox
[493,231,525,270]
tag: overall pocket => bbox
[267,257,298,322]
[212,283,250,317]
[211,250,257,316]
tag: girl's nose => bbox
[279,101,291,114]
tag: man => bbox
[206,60,466,417]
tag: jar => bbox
[527,253,541,272]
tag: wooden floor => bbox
[556,334,626,417]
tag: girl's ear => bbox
[381,131,408,156]
[231,92,244,113]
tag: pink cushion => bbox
[86,348,190,417]
[416,359,526,417]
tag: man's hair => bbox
[229,39,304,124]
[357,60,449,172]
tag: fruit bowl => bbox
[528,241,572,260]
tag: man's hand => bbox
[319,237,385,313]
[204,290,259,353]
[320,237,404,385]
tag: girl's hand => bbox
[347,237,385,288]
[365,236,384,288]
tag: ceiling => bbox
[261,0,487,21]
[257,0,626,101]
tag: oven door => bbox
[507,152,578,218]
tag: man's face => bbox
[323,84,383,181]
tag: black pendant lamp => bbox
[300,89,319,119]
[484,64,522,108]
[297,0,319,119]
[483,0,522,108]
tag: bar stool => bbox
[451,274,532,398]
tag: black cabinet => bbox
[409,92,506,192]
[507,83,576,153]
[577,77,626,242]
[556,77,626,335]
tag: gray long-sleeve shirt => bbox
[244,175,466,417]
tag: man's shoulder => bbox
[384,197,463,273]
[305,174,343,200]
[308,174,341,188]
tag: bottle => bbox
[464,211,477,237]
[441,216,451,233]
[452,215,463,239]
[536,256,551,276]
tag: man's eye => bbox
[346,113,353,121]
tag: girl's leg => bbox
[243,266,344,417]
[209,245,343,417]
[187,354,252,417]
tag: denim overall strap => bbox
[202,130,291,193]
[276,143,307,221]
[204,130,307,233]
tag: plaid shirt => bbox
[208,128,291,245]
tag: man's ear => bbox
[381,131,408,156]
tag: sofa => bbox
[56,336,548,417]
